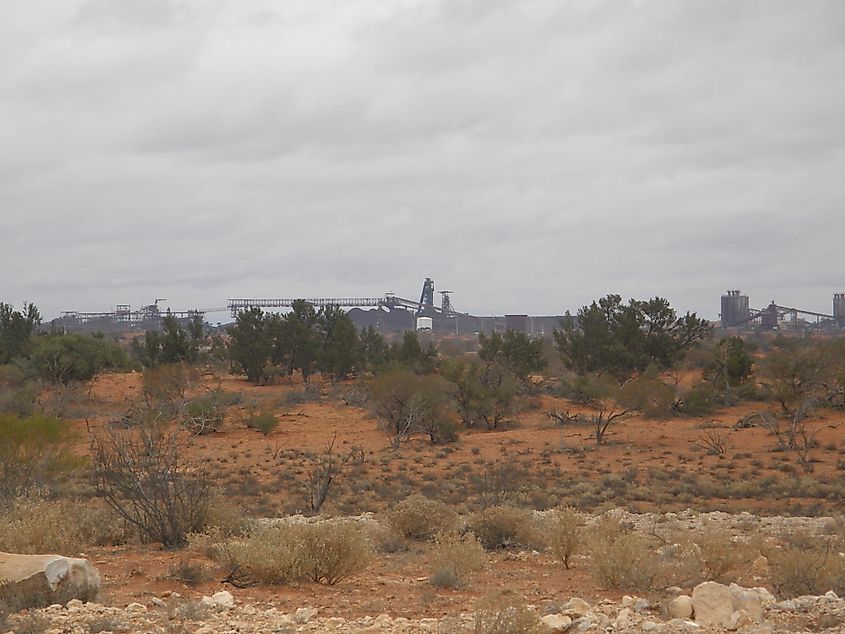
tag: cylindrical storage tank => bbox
[720,290,749,327]
[835,293,845,327]
[416,316,433,331]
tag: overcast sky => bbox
[2,0,844,321]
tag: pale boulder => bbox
[0,552,100,608]
[541,613,572,631]
[668,595,694,620]
[692,581,734,627]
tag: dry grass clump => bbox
[430,532,486,589]
[166,560,207,587]
[0,497,128,555]
[473,592,546,634]
[368,523,410,554]
[199,519,373,586]
[766,531,845,598]
[467,506,537,550]
[545,507,583,569]
[589,513,661,591]
[243,412,279,436]
[388,494,458,541]
[680,527,758,584]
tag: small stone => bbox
[564,597,592,617]
[125,602,146,613]
[65,599,84,610]
[540,614,572,632]
[641,621,660,632]
[294,606,319,623]
[150,597,166,607]
[668,595,694,620]
[211,590,234,608]
[325,617,346,627]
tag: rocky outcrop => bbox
[0,552,100,609]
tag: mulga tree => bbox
[318,305,362,382]
[227,307,270,384]
[0,302,41,364]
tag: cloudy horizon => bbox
[2,0,844,321]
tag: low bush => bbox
[0,497,128,555]
[388,494,458,541]
[467,506,536,550]
[430,532,486,588]
[0,365,37,416]
[204,519,373,586]
[0,414,79,500]
[166,560,207,587]
[545,507,583,569]
[244,412,279,436]
[473,592,545,634]
[684,528,758,584]
[590,531,661,591]
[182,395,225,435]
[767,532,845,598]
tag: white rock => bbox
[125,602,146,613]
[294,606,319,623]
[0,552,100,607]
[668,595,694,620]
[692,581,734,627]
[211,590,234,608]
[540,613,572,631]
[563,597,592,617]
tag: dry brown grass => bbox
[198,519,373,586]
[473,592,545,634]
[545,507,583,569]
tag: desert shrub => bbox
[208,519,373,585]
[683,528,758,583]
[244,411,278,436]
[0,497,127,555]
[430,532,486,588]
[29,333,128,385]
[368,524,409,554]
[617,370,677,419]
[590,531,661,590]
[370,367,458,445]
[682,383,717,416]
[0,365,38,415]
[545,507,583,569]
[166,560,207,587]
[473,592,545,634]
[142,363,191,413]
[90,424,211,548]
[0,413,79,500]
[388,494,458,541]
[181,394,225,435]
[767,532,845,598]
[204,495,253,538]
[467,506,536,550]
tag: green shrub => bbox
[430,532,486,589]
[467,506,536,550]
[182,395,225,434]
[0,414,79,500]
[388,495,458,541]
[682,384,716,416]
[0,365,37,416]
[244,411,279,436]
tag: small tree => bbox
[0,302,40,364]
[304,432,362,514]
[388,331,438,374]
[370,366,457,446]
[579,375,630,445]
[227,307,270,384]
[90,423,211,548]
[30,333,128,385]
[478,331,546,384]
[442,359,517,430]
[318,305,362,382]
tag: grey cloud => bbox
[1,0,844,319]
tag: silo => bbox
[835,293,845,327]
[720,290,750,327]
